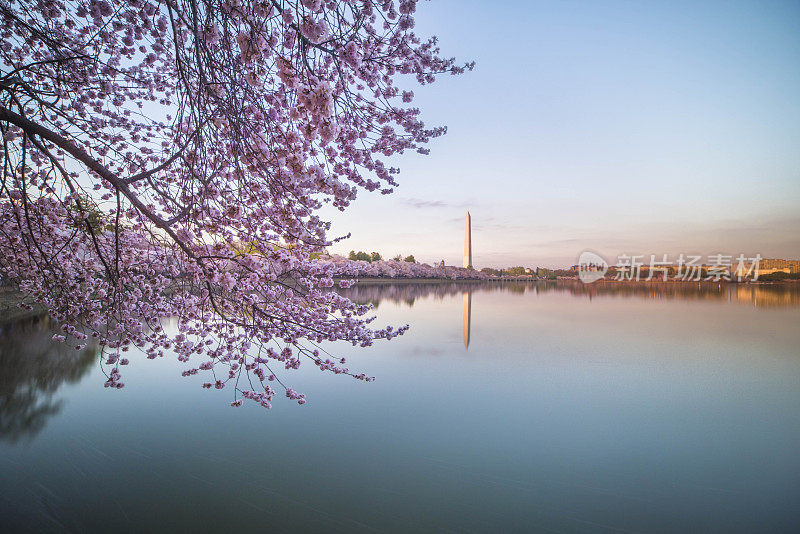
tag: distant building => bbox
[733,258,800,278]
[760,258,800,274]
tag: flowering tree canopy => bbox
[323,256,489,280]
[0,0,471,407]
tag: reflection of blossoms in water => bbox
[0,316,97,443]
[336,281,532,307]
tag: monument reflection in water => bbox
[463,291,471,348]
[339,280,800,353]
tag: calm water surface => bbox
[1,281,799,532]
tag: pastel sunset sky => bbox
[324,0,800,268]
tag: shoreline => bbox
[348,278,493,285]
[0,287,47,324]
[349,277,797,285]
[2,278,795,322]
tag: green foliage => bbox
[348,250,383,262]
[344,251,420,263]
[758,271,800,281]
[348,250,372,262]
[503,266,527,276]
[66,193,111,233]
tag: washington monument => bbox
[463,211,472,269]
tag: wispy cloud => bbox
[402,197,471,209]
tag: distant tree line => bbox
[757,271,800,281]
[348,251,416,263]
[480,266,541,277]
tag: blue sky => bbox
[324,0,800,268]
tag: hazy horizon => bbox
[322,0,800,269]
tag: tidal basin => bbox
[1,282,799,532]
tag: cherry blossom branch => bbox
[0,105,196,259]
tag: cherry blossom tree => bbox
[321,256,489,280]
[0,0,472,407]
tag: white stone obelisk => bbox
[463,211,472,269]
